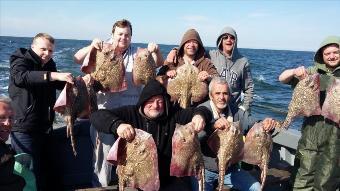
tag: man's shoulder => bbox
[209,49,221,56]
[198,101,212,111]
[234,55,248,63]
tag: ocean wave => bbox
[253,102,287,115]
[255,74,265,82]
[0,85,8,90]
[253,94,264,100]
[0,61,10,69]
[54,47,77,55]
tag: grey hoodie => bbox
[208,27,254,111]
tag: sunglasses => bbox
[222,34,235,40]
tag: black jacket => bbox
[8,48,65,133]
[90,79,212,187]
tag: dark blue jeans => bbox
[10,131,60,191]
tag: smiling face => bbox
[143,95,165,119]
[183,39,199,57]
[322,44,340,69]
[210,83,230,113]
[112,26,132,52]
[0,102,14,142]
[221,34,235,56]
[31,37,55,65]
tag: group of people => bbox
[1,17,339,191]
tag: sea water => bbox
[0,36,314,130]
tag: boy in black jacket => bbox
[9,33,74,190]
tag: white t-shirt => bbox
[97,45,142,109]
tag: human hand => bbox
[213,117,231,130]
[50,72,74,84]
[262,118,277,132]
[166,70,177,78]
[191,115,205,132]
[117,124,136,141]
[293,66,308,80]
[91,38,103,50]
[147,42,159,53]
[166,48,177,63]
[198,71,209,81]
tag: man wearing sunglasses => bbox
[209,26,254,114]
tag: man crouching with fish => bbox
[90,79,212,190]
[192,77,277,191]
[279,36,340,191]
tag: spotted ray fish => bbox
[281,73,321,129]
[322,77,340,125]
[132,48,156,86]
[170,123,205,191]
[54,76,97,156]
[207,122,243,191]
[81,43,126,92]
[242,122,273,191]
[167,61,207,108]
[107,129,159,191]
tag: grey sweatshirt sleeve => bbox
[241,61,254,111]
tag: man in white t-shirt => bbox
[74,19,163,187]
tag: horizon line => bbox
[0,35,314,53]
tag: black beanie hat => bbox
[136,79,168,108]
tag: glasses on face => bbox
[222,34,235,41]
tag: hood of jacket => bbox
[178,29,206,60]
[10,48,27,64]
[216,26,241,60]
[314,36,340,64]
[10,48,45,67]
[136,79,170,118]
[313,36,340,73]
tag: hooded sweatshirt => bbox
[163,29,218,77]
[308,35,340,79]
[90,79,212,187]
[306,36,340,123]
[209,27,254,111]
[289,37,340,191]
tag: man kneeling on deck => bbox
[192,77,277,191]
[89,79,212,190]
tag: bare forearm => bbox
[279,69,296,84]
[152,50,164,67]
[147,43,164,67]
[74,45,92,64]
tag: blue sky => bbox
[1,0,339,51]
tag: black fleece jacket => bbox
[9,48,65,133]
[90,79,212,187]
